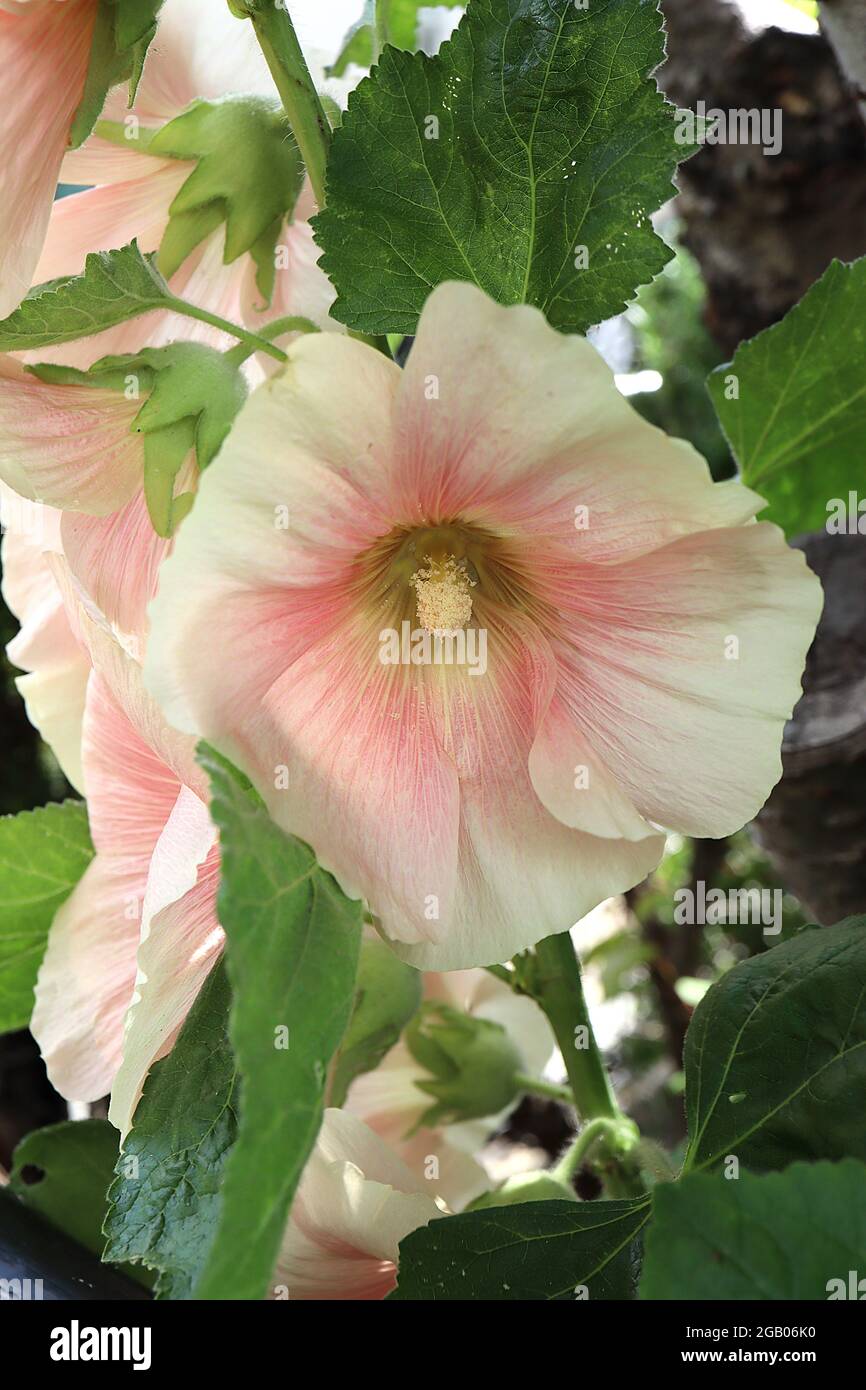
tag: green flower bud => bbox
[470,1170,579,1210]
[405,1001,524,1129]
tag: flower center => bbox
[410,555,475,633]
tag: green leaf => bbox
[314,0,690,336]
[641,1161,866,1300]
[193,745,364,1301]
[9,1119,153,1289]
[708,257,866,537]
[10,1120,118,1256]
[71,0,165,148]
[391,1196,651,1300]
[683,919,866,1174]
[329,936,422,1108]
[328,0,432,76]
[0,243,173,353]
[0,802,93,1034]
[149,97,304,300]
[103,960,237,1300]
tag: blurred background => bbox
[3,0,865,1191]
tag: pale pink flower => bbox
[346,967,551,1210]
[271,1109,443,1301]
[28,560,222,1134]
[146,281,824,970]
[0,347,184,643]
[0,0,97,316]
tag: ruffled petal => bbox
[30,666,185,1100]
[545,524,823,838]
[394,282,763,554]
[108,787,221,1136]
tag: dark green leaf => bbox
[193,745,364,1301]
[391,1196,650,1300]
[683,919,866,1174]
[71,0,165,148]
[641,1161,866,1300]
[103,960,236,1299]
[708,257,866,537]
[315,0,689,336]
[0,244,173,353]
[0,802,93,1034]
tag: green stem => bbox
[224,314,318,368]
[532,932,644,1198]
[554,1117,622,1183]
[533,933,618,1120]
[93,118,159,152]
[245,4,393,361]
[513,1073,574,1107]
[247,2,331,210]
[165,296,288,364]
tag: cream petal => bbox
[395,281,763,555]
[272,1110,442,1300]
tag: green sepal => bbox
[150,97,305,300]
[32,342,247,538]
[70,0,165,148]
[405,1001,523,1129]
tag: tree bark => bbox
[753,533,866,925]
[660,0,866,354]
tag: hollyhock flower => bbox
[0,348,188,643]
[0,0,97,316]
[28,560,222,1134]
[148,281,823,971]
[33,0,338,367]
[346,967,551,1209]
[271,1109,443,1301]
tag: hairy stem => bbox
[532,932,644,1198]
[248,2,332,209]
[513,1073,575,1107]
[165,297,288,363]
